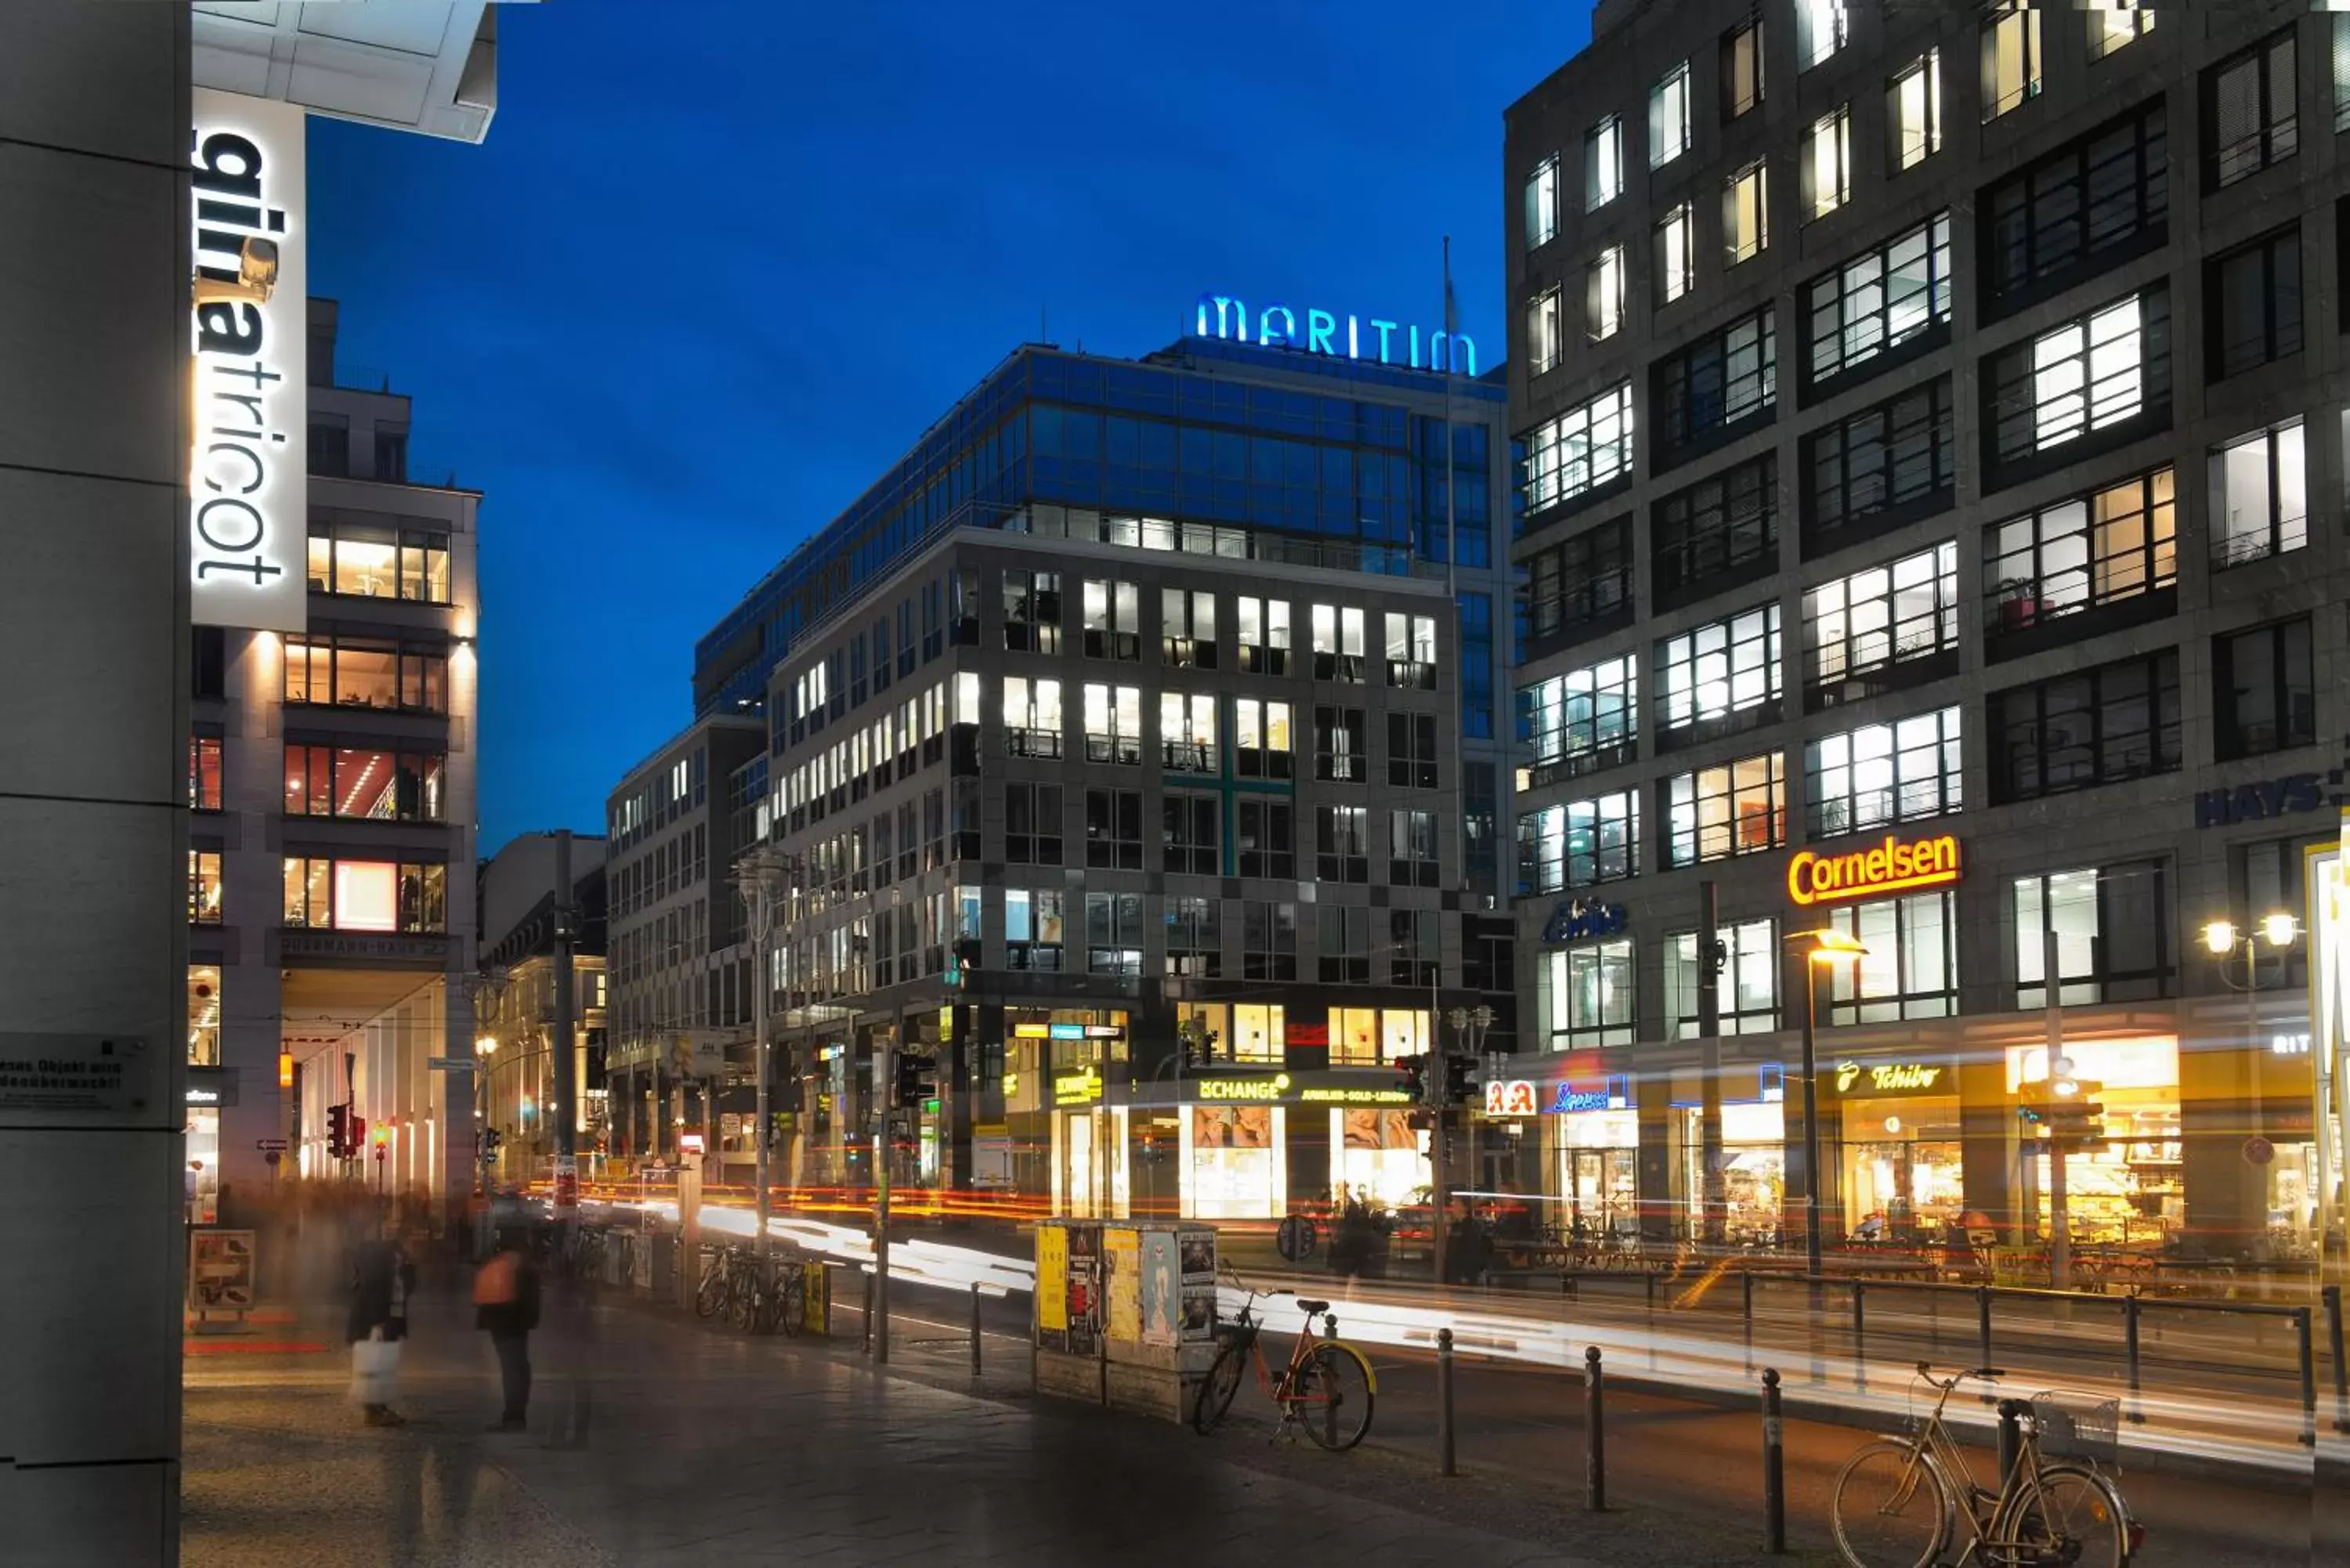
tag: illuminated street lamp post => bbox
[2204,912,2300,1261]
[1785,927,1867,1284]
[736,844,799,1271]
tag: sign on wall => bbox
[1786,832,1961,906]
[190,89,307,634]
[1194,292,1476,376]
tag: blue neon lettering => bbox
[1194,292,1466,376]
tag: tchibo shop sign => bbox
[190,89,306,634]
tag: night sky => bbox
[305,2,1592,852]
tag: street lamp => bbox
[1786,927,1868,1283]
[2204,911,2300,1261]
[736,843,800,1269]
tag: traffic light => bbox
[483,1125,503,1155]
[2045,1078,2106,1151]
[1394,1053,1430,1103]
[1443,1054,1477,1106]
[350,1114,367,1156]
[327,1104,349,1159]
[895,1052,937,1109]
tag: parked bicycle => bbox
[1829,1362,2142,1568]
[1191,1266,1375,1450]
[695,1244,808,1337]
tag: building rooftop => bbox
[192,0,520,143]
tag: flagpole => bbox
[1442,236,1458,605]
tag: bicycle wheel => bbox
[728,1273,757,1331]
[1192,1344,1246,1436]
[694,1264,725,1319]
[1830,1441,1950,1568]
[1292,1342,1376,1451]
[2001,1464,2129,1568]
[778,1268,807,1338]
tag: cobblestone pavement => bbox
[179,1279,1639,1568]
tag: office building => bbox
[616,320,1518,1216]
[1502,0,2345,1271]
[476,831,608,1184]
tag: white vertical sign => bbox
[190,88,307,634]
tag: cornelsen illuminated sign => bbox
[1786,832,1961,906]
[1195,293,1476,377]
[190,89,306,635]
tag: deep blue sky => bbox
[306,2,1591,854]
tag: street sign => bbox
[426,1057,473,1071]
[255,1137,287,1151]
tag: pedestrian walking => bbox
[475,1230,543,1432]
[347,1233,416,1426]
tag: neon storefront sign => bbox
[1787,833,1961,905]
[1194,293,1476,376]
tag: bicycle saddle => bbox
[1296,1298,1331,1314]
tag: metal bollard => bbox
[1761,1367,1785,1555]
[1741,1270,1755,1371]
[1996,1400,2021,1482]
[2326,1285,2350,1435]
[1585,1346,1607,1512]
[1437,1327,1457,1476]
[862,1266,873,1353]
[2123,1295,2144,1425]
[971,1281,984,1376]
[1976,1285,1994,1382]
[1851,1281,1867,1390]
[2296,1307,2316,1447]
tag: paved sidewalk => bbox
[182,1281,1633,1568]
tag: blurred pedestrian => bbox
[474,1229,543,1432]
[347,1233,416,1426]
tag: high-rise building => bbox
[1504,0,2344,1271]
[612,317,1518,1216]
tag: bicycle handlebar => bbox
[1913,1360,2007,1388]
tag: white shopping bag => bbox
[349,1328,403,1404]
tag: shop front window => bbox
[1331,1006,1379,1066]
[1332,1108,1423,1212]
[1555,1108,1640,1238]
[2008,1035,2182,1247]
[1676,1099,1784,1241]
[1188,1105,1284,1219]
[1835,1086,1964,1245]
[1231,1003,1285,1063]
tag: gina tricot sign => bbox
[190,89,307,635]
[1786,833,1961,906]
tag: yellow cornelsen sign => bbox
[1787,832,1961,905]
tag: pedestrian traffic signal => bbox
[483,1125,503,1154]
[327,1104,349,1159]
[350,1114,367,1155]
[1393,1053,1430,1102]
[895,1052,938,1109]
[2021,1078,2106,1152]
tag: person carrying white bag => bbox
[346,1232,417,1427]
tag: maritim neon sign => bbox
[1195,293,1476,377]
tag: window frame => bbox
[1525,154,1560,247]
[1990,649,2182,804]
[2210,418,2308,571]
[1888,49,1943,172]
[1650,60,1694,170]
[1587,247,1626,342]
[1652,450,1777,608]
[1722,15,1765,121]
[1802,376,1957,550]
[2214,616,2316,761]
[1524,515,1634,649]
[1651,304,1777,462]
[1983,287,2171,472]
[1655,203,1696,305]
[1802,104,1853,221]
[1981,0,2043,124]
[1521,381,1635,515]
[2014,860,2173,1007]
[1803,705,1963,840]
[2204,224,2303,383]
[1586,115,1625,211]
[2203,25,2298,191]
[1802,540,1959,692]
[1539,941,1636,1050]
[1655,602,1782,736]
[1803,212,1954,392]
[1664,750,1785,867]
[1984,464,2176,630]
[1723,161,1770,267]
[1825,891,1957,1023]
[1520,654,1639,779]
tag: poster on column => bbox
[1065,1224,1101,1357]
[1036,1223,1068,1349]
[1178,1227,1218,1339]
[1104,1227,1140,1345]
[1141,1230,1180,1347]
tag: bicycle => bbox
[1829,1362,2142,1568]
[1191,1266,1376,1450]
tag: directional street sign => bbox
[426,1057,474,1071]
[255,1138,288,1151]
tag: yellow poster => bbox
[1037,1224,1068,1331]
[1105,1227,1140,1344]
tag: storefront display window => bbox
[1381,1010,1430,1060]
[1838,1093,1963,1243]
[1185,1104,1284,1219]
[1331,1007,1379,1065]
[1331,1108,1421,1211]
[1673,1098,1784,1241]
[2008,1036,2182,1245]
[1553,1107,1639,1235]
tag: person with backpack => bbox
[474,1230,543,1432]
